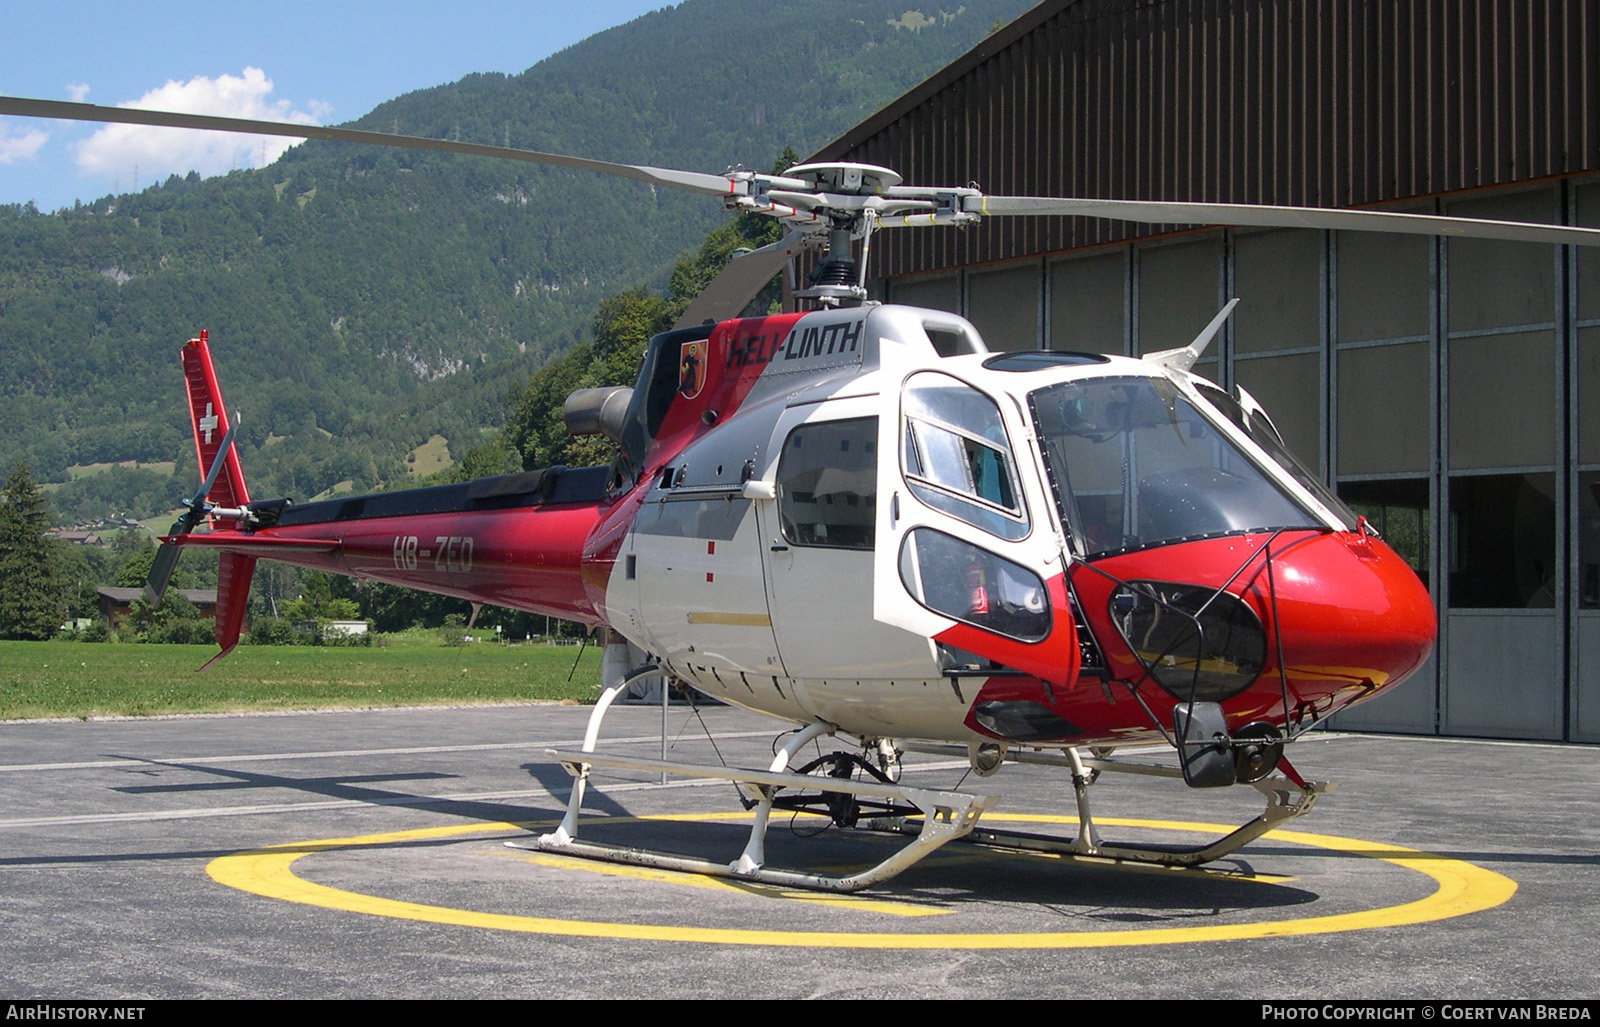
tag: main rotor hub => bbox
[783,162,903,195]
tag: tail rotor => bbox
[145,423,237,605]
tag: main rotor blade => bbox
[0,96,738,198]
[968,195,1600,247]
[674,231,805,329]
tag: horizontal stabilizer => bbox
[166,533,339,554]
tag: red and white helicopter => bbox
[7,95,1599,892]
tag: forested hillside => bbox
[0,0,1032,519]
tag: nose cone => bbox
[1268,531,1437,697]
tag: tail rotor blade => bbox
[191,425,236,508]
[145,543,182,606]
[149,422,239,605]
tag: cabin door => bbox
[872,366,1079,689]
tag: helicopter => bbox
[5,94,1599,892]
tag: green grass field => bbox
[63,459,177,480]
[406,434,453,477]
[0,636,605,720]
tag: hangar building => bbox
[811,0,1600,741]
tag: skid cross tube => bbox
[539,663,661,847]
[528,673,997,890]
[733,720,834,874]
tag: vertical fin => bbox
[184,330,253,670]
[181,330,250,523]
[199,552,256,672]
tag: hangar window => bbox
[1581,471,1600,611]
[1448,473,1556,609]
[1339,479,1430,587]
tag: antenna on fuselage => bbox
[1145,298,1241,372]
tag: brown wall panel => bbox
[816,0,1600,281]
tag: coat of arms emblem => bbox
[679,340,707,398]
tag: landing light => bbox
[969,741,1006,777]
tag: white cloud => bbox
[75,68,323,186]
[0,121,49,164]
[66,83,90,103]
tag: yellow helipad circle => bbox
[206,814,1516,949]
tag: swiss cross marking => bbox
[198,403,219,445]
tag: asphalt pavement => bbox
[2,701,1597,999]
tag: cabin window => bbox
[901,372,1029,540]
[777,417,876,549]
[898,527,1050,642]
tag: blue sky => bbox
[0,0,670,213]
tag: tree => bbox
[114,535,158,588]
[55,543,114,622]
[129,592,213,644]
[0,462,68,639]
[280,570,361,622]
[354,580,467,632]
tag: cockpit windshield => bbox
[1189,380,1359,531]
[1028,375,1325,558]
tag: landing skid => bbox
[516,667,993,891]
[517,668,1330,891]
[902,742,1333,868]
[519,745,995,892]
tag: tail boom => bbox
[165,332,614,656]
[172,500,607,625]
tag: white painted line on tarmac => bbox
[0,730,779,773]
[0,759,972,829]
[1311,731,1595,752]
[0,780,713,829]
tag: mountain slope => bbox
[0,0,1034,511]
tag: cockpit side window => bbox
[777,417,876,549]
[901,372,1029,541]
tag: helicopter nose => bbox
[1264,531,1436,697]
